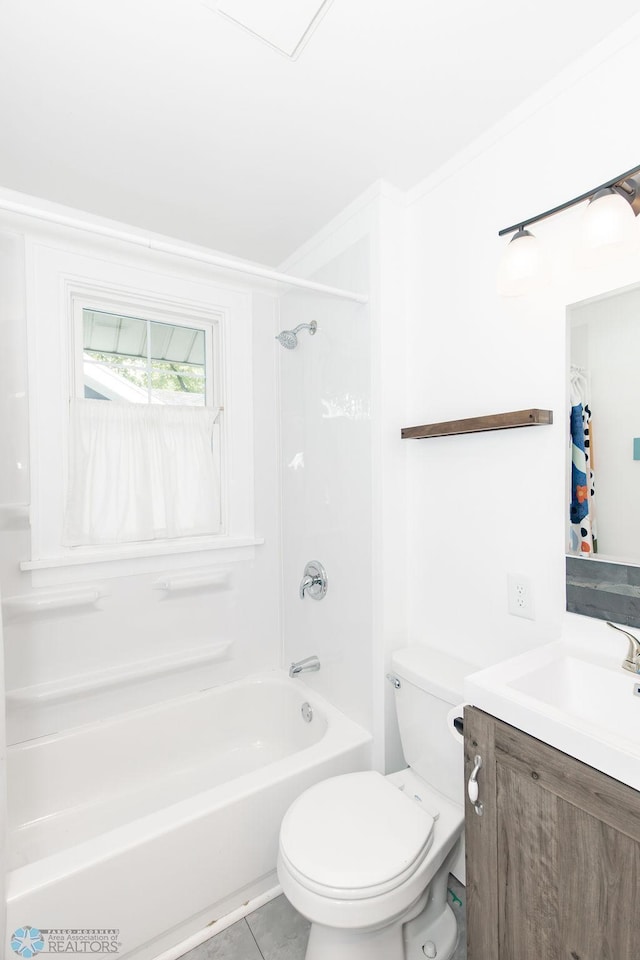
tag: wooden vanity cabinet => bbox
[463,707,640,960]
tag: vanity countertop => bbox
[464,613,640,791]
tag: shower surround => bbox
[0,191,390,960]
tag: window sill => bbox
[21,536,264,580]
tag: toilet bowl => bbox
[278,770,462,960]
[277,647,473,960]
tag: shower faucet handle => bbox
[299,561,328,600]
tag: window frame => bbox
[23,239,258,581]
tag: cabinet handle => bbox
[468,754,484,816]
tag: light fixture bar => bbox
[498,162,640,237]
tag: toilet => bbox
[277,647,471,960]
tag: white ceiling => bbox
[0,0,638,265]
[211,0,335,58]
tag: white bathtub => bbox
[6,673,372,960]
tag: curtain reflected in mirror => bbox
[569,365,597,556]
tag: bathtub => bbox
[6,673,371,960]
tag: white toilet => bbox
[277,647,471,960]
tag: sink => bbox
[464,618,640,791]
[509,654,640,741]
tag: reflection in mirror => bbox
[568,283,640,565]
[567,283,640,629]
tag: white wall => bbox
[402,20,640,666]
[0,201,283,743]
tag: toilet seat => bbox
[279,771,435,901]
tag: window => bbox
[24,239,256,575]
[64,298,222,547]
[81,309,208,406]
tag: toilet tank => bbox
[391,646,477,805]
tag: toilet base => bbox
[403,863,458,960]
[302,853,459,960]
[404,903,458,960]
[305,917,406,960]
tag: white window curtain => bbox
[63,399,221,546]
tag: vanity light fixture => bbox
[497,162,640,296]
[496,227,545,298]
[583,186,637,251]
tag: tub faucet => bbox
[289,655,321,678]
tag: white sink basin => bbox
[464,618,640,791]
[509,654,640,740]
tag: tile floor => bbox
[180,876,467,960]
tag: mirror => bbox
[566,282,640,628]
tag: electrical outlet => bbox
[508,574,534,620]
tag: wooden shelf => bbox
[401,408,553,440]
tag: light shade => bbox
[583,188,637,251]
[497,228,545,297]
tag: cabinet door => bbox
[464,707,640,960]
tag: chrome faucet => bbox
[289,655,321,678]
[299,561,328,600]
[299,573,318,599]
[606,621,640,673]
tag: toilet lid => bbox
[279,771,435,899]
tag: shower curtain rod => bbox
[0,198,369,304]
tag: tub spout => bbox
[289,655,321,678]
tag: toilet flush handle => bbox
[468,754,483,816]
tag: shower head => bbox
[275,329,299,349]
[275,320,317,349]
